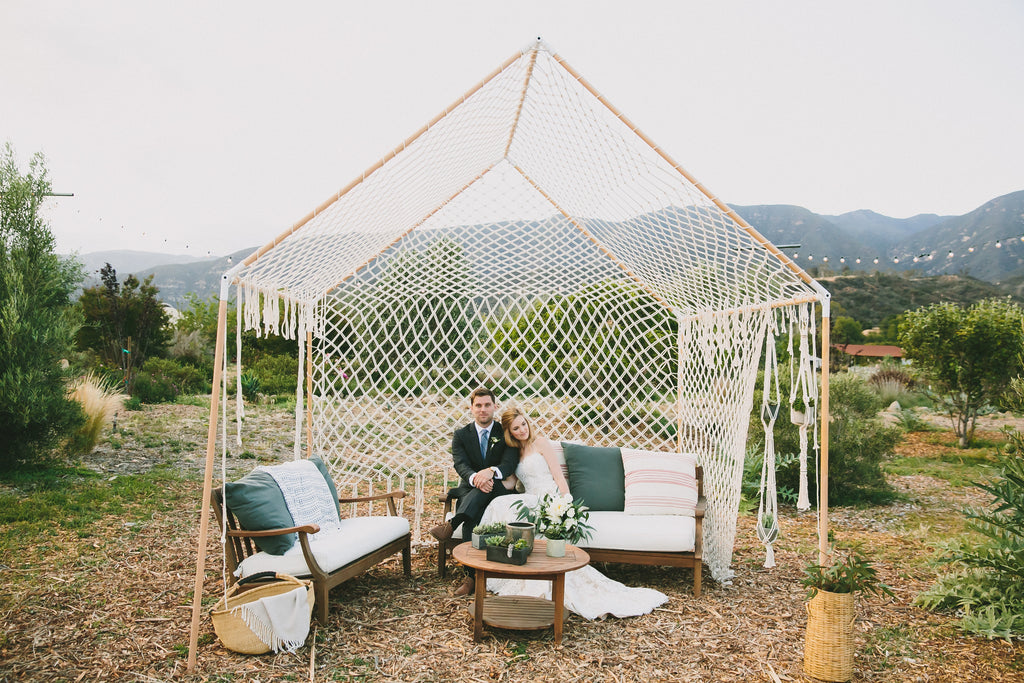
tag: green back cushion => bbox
[563,443,625,511]
[224,470,296,555]
[309,456,340,509]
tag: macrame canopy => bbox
[187,39,832,672]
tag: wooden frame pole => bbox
[306,329,314,455]
[818,311,831,565]
[186,292,229,673]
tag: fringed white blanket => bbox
[234,585,310,653]
[258,459,342,539]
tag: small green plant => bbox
[801,545,894,598]
[239,371,261,401]
[472,521,506,535]
[485,535,529,550]
[124,396,143,411]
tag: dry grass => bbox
[1,402,1022,681]
[67,372,126,455]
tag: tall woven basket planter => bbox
[804,589,855,682]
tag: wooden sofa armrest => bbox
[694,498,706,517]
[338,490,407,504]
[225,524,320,538]
[338,489,406,516]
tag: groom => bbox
[430,387,519,595]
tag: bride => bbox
[476,406,668,620]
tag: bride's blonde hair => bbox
[500,406,536,451]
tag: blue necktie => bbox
[480,429,489,459]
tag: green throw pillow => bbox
[224,470,296,555]
[563,443,625,511]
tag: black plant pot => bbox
[485,545,530,565]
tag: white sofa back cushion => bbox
[621,449,698,516]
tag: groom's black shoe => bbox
[430,521,453,542]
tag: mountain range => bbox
[72,189,1024,308]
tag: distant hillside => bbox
[890,190,1024,282]
[74,189,1024,310]
[74,247,257,307]
[824,210,949,255]
[819,271,1022,327]
[76,250,207,280]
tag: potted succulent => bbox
[471,521,507,550]
[801,546,893,682]
[484,535,531,565]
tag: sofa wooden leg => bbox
[315,584,330,624]
[402,545,412,576]
[693,563,702,597]
[438,542,448,578]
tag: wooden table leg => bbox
[473,569,486,642]
[552,574,565,645]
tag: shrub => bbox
[132,357,210,403]
[169,328,212,373]
[0,145,85,470]
[751,372,900,506]
[250,353,299,396]
[67,373,125,455]
[915,429,1024,639]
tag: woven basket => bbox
[211,573,314,654]
[804,589,855,682]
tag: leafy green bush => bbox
[915,429,1024,639]
[132,357,210,403]
[250,353,298,396]
[169,328,212,374]
[570,403,602,426]
[751,372,900,506]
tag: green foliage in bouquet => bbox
[514,492,594,544]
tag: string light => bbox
[766,233,1022,267]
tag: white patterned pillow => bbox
[621,449,698,516]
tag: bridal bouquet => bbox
[515,492,593,544]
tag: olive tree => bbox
[900,298,1024,448]
[0,144,84,470]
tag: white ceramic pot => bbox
[546,538,566,557]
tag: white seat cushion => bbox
[578,511,695,552]
[236,516,409,579]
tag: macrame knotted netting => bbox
[222,40,827,582]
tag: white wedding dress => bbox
[478,451,668,620]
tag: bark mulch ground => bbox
[1,403,1021,681]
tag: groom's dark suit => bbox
[449,421,519,532]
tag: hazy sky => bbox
[3,1,1022,259]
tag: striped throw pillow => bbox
[621,449,698,516]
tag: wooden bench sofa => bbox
[437,444,705,596]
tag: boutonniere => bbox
[489,436,501,446]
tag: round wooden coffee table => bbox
[452,539,589,644]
